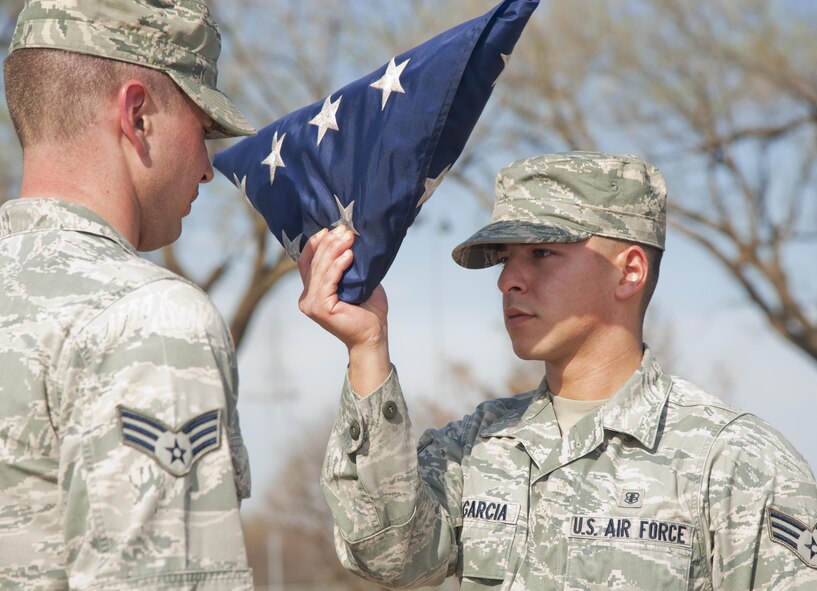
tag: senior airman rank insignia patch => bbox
[117,406,222,476]
[767,506,817,568]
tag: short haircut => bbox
[4,48,184,148]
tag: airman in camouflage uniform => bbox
[298,152,817,589]
[0,1,256,588]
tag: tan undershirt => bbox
[551,395,607,436]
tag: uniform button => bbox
[382,401,398,420]
[349,420,361,440]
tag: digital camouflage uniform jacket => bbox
[0,199,252,590]
[322,348,817,589]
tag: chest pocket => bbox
[566,537,692,590]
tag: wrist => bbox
[347,340,391,397]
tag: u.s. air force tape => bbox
[570,515,693,547]
[767,506,817,568]
[117,406,222,476]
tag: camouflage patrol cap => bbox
[9,0,255,139]
[452,151,667,268]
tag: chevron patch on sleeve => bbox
[767,506,817,568]
[117,406,222,476]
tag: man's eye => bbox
[532,248,552,258]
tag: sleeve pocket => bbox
[458,520,517,583]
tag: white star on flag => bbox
[281,230,303,261]
[232,174,250,205]
[261,131,286,184]
[370,57,410,110]
[309,95,342,146]
[417,164,451,208]
[331,195,359,236]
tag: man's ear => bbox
[615,245,648,303]
[119,80,149,158]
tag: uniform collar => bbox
[480,347,673,467]
[481,377,553,438]
[600,347,673,449]
[0,198,136,254]
[480,379,560,468]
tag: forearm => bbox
[322,370,456,588]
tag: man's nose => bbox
[201,159,214,184]
[497,259,526,294]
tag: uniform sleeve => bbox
[321,367,465,589]
[704,413,817,590]
[54,279,253,590]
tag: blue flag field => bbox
[214,0,540,303]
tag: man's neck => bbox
[545,332,644,401]
[18,138,139,246]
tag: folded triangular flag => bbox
[214,0,539,303]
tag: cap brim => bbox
[451,220,591,269]
[170,72,256,139]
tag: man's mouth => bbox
[504,306,535,325]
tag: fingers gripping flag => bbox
[214,0,540,303]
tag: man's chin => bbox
[511,343,539,361]
[510,340,557,363]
